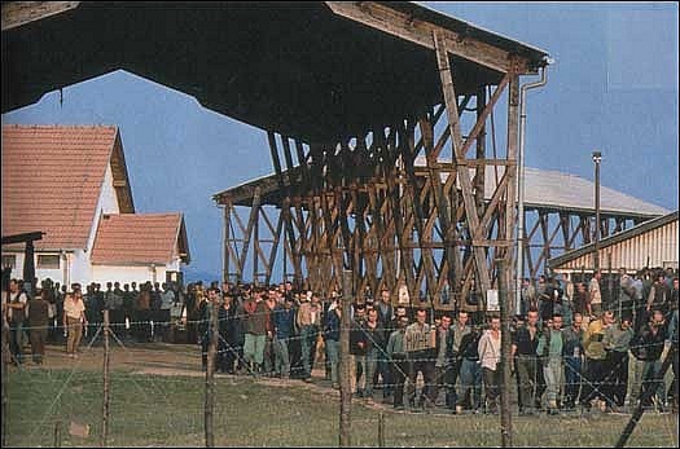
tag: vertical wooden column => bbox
[268,130,302,285]
[100,310,110,447]
[433,30,491,294]
[339,269,353,447]
[223,203,230,283]
[497,259,513,448]
[503,72,520,310]
[204,299,218,448]
[475,85,487,216]
[253,205,260,286]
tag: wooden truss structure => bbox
[213,3,546,312]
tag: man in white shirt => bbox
[478,316,501,414]
[589,271,603,318]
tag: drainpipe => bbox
[516,59,551,315]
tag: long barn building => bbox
[548,211,678,274]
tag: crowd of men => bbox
[2,266,678,416]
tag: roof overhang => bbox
[2,1,549,142]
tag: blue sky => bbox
[2,2,678,283]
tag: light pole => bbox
[592,151,602,273]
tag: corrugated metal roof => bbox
[412,156,670,217]
[213,161,670,219]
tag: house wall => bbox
[91,258,183,285]
[2,249,185,288]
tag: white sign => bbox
[486,289,499,312]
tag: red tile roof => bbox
[1,125,128,250]
[91,213,190,265]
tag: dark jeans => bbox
[407,353,436,407]
[580,358,609,407]
[217,336,237,373]
[482,367,501,412]
[516,355,540,411]
[434,361,458,409]
[563,356,582,406]
[391,355,409,407]
[458,358,482,410]
[375,351,394,396]
[607,351,629,407]
[8,320,25,364]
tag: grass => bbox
[4,367,678,447]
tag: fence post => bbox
[497,258,513,448]
[204,298,218,447]
[339,269,353,447]
[1,319,9,447]
[101,309,110,447]
[377,411,385,447]
[54,420,62,447]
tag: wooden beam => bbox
[434,30,491,293]
[2,1,80,31]
[325,1,537,74]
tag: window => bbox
[2,254,16,269]
[37,254,60,269]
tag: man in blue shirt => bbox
[272,296,296,378]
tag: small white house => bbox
[1,124,190,287]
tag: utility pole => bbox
[592,150,602,273]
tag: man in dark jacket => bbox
[28,290,50,364]
[456,326,483,413]
[354,307,385,400]
[630,309,668,410]
[272,296,296,378]
[217,294,240,374]
[434,314,456,410]
[324,302,342,388]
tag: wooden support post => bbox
[238,187,262,282]
[433,30,492,293]
[339,269,353,447]
[1,317,8,447]
[223,204,230,283]
[204,299,218,448]
[378,411,385,447]
[53,420,62,448]
[100,309,110,447]
[497,258,513,448]
[268,131,302,284]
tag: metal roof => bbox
[214,159,669,220]
[547,210,679,270]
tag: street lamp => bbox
[592,151,602,273]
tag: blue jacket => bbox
[324,309,341,342]
[272,306,295,340]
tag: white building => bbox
[1,125,190,287]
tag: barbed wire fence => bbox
[1,292,678,448]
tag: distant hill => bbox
[183,267,220,285]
